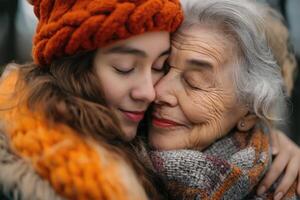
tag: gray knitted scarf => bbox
[148,128,298,200]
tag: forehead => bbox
[170,24,237,66]
[101,31,171,57]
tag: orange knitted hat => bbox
[30,0,184,66]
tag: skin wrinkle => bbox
[185,91,219,121]
[191,113,235,149]
[188,87,244,148]
[185,89,233,144]
[154,105,191,129]
[189,118,224,150]
[149,25,249,150]
[172,31,227,67]
[182,67,237,124]
[159,69,193,128]
[183,70,215,91]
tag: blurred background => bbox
[0,0,299,144]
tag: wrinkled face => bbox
[94,32,170,141]
[148,25,248,150]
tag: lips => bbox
[152,116,182,128]
[120,109,145,122]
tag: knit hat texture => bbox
[30,0,184,66]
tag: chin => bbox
[122,126,137,141]
[149,133,174,150]
[149,129,192,150]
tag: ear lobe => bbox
[237,112,258,132]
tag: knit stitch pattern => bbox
[0,132,64,200]
[150,128,299,200]
[31,0,183,65]
[0,67,147,200]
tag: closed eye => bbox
[182,73,202,91]
[152,66,164,73]
[184,78,200,90]
[113,66,134,74]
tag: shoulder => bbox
[0,116,147,200]
[0,64,148,200]
[0,120,147,200]
[0,130,63,200]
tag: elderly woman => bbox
[147,0,299,199]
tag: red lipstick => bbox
[152,116,181,128]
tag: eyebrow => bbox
[104,45,170,58]
[187,59,213,69]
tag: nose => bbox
[154,71,178,107]
[130,72,156,103]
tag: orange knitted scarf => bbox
[0,67,147,200]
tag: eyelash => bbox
[152,66,164,73]
[113,63,167,75]
[113,66,134,74]
[183,75,201,90]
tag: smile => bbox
[120,109,145,123]
[152,116,183,128]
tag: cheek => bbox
[188,123,229,150]
[180,90,233,123]
[97,69,129,106]
[102,84,125,105]
[179,90,240,148]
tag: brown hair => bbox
[16,52,166,199]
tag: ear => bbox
[236,112,258,132]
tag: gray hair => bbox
[179,0,287,125]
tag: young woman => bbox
[0,0,183,199]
